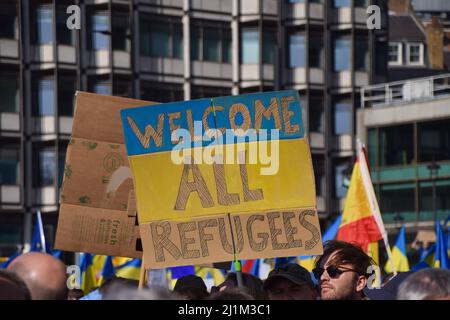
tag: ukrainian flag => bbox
[384,226,409,273]
[115,258,141,280]
[80,253,97,295]
[434,221,449,269]
[195,266,225,286]
[98,256,115,286]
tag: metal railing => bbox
[361,73,450,108]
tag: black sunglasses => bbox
[312,266,360,280]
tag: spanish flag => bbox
[336,141,396,273]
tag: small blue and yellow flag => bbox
[384,226,409,273]
[434,221,449,269]
[80,253,97,295]
[115,258,141,280]
[98,256,115,286]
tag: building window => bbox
[313,157,325,197]
[90,12,109,50]
[191,86,231,99]
[89,79,111,96]
[380,183,416,216]
[140,17,182,59]
[263,30,276,64]
[36,4,54,44]
[242,28,259,64]
[0,144,19,185]
[419,119,450,162]
[58,78,76,117]
[406,43,424,65]
[354,0,369,7]
[112,12,130,51]
[288,33,305,68]
[58,148,66,187]
[190,23,230,63]
[379,124,414,166]
[0,2,16,39]
[309,96,324,133]
[309,35,323,68]
[368,128,377,167]
[36,148,55,187]
[36,78,55,116]
[335,162,351,198]
[203,27,221,62]
[333,102,352,135]
[355,37,369,71]
[113,79,132,98]
[57,5,74,45]
[333,0,350,7]
[419,181,450,217]
[0,73,19,113]
[388,43,402,65]
[140,82,184,103]
[333,38,350,71]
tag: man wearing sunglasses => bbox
[313,240,375,300]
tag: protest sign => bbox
[121,90,323,268]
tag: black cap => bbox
[264,263,315,290]
[174,275,207,292]
[363,272,413,300]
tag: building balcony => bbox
[34,186,57,207]
[1,185,20,205]
[240,0,277,21]
[332,7,368,26]
[192,61,232,80]
[0,39,19,59]
[87,50,131,69]
[240,64,274,82]
[285,2,324,22]
[139,56,183,75]
[31,44,77,64]
[309,132,324,149]
[317,195,325,212]
[333,71,368,88]
[191,0,232,13]
[32,116,73,135]
[333,134,352,152]
[137,0,183,8]
[285,67,324,85]
[0,113,20,132]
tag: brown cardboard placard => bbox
[55,92,156,258]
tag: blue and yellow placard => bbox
[120,90,316,224]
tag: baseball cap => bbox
[363,271,413,300]
[264,263,315,290]
[174,275,207,292]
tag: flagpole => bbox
[37,210,46,254]
[357,139,397,275]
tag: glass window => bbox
[309,96,324,133]
[113,80,132,98]
[334,38,350,71]
[222,29,232,63]
[58,78,76,116]
[420,181,450,215]
[288,0,305,3]
[334,0,351,7]
[333,102,352,135]
[309,35,323,68]
[335,162,351,198]
[242,28,259,64]
[190,26,200,60]
[0,73,19,113]
[263,30,276,64]
[355,37,369,71]
[173,24,183,59]
[419,119,450,162]
[0,2,16,39]
[381,183,416,215]
[150,23,169,57]
[91,80,111,96]
[140,82,184,103]
[288,34,305,68]
[37,78,55,116]
[368,128,377,167]
[57,5,73,45]
[191,86,231,99]
[313,157,325,197]
[379,124,414,166]
[58,149,66,187]
[36,5,53,44]
[388,43,402,64]
[38,148,55,187]
[91,12,109,50]
[407,43,423,65]
[203,28,221,62]
[112,12,129,51]
[0,145,19,185]
[354,0,368,7]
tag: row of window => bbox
[388,42,424,66]
[368,119,450,167]
[0,145,66,188]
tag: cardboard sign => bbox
[55,92,155,258]
[121,91,323,268]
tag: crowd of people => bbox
[1,240,449,300]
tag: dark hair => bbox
[172,288,209,300]
[207,288,254,300]
[315,240,375,277]
[221,272,266,300]
[99,277,140,296]
[0,269,31,300]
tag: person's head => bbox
[173,275,209,300]
[208,288,254,300]
[7,252,68,300]
[397,269,450,300]
[263,263,317,300]
[67,289,85,300]
[99,277,140,298]
[314,240,375,300]
[213,272,265,300]
[0,269,31,300]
